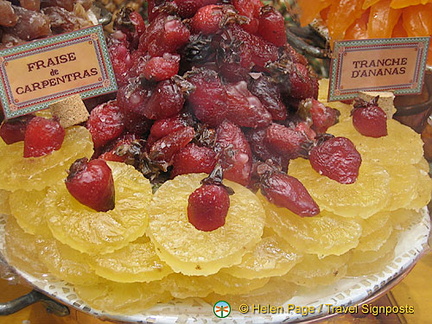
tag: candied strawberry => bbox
[257,5,286,47]
[260,170,320,217]
[174,0,218,18]
[232,0,263,34]
[225,81,272,128]
[142,54,180,81]
[148,126,195,168]
[187,183,230,231]
[187,68,228,127]
[171,143,217,178]
[244,127,289,168]
[23,117,65,158]
[148,16,191,57]
[116,79,153,117]
[299,98,340,134]
[352,97,388,138]
[190,4,224,35]
[99,134,138,163]
[0,114,34,144]
[264,122,313,159]
[108,39,133,86]
[122,110,153,134]
[114,7,146,49]
[87,101,125,149]
[65,158,115,212]
[309,136,362,184]
[217,25,278,81]
[216,120,252,186]
[248,75,287,121]
[149,114,189,140]
[142,79,187,120]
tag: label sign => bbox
[328,37,430,101]
[0,25,117,119]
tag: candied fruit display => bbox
[0,0,431,320]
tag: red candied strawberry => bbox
[99,134,138,163]
[257,5,286,47]
[299,98,340,134]
[232,0,263,34]
[248,75,287,121]
[309,135,362,184]
[0,114,34,144]
[87,101,125,149]
[225,81,272,128]
[187,68,228,127]
[23,117,65,158]
[142,79,188,120]
[216,120,253,186]
[260,169,320,217]
[188,182,230,231]
[171,143,217,178]
[65,158,115,212]
[190,4,224,35]
[108,40,133,87]
[149,114,189,140]
[264,122,314,160]
[116,80,153,117]
[141,54,180,81]
[114,7,146,49]
[351,97,388,138]
[174,0,218,18]
[148,126,195,168]
[149,17,191,57]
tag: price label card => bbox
[0,25,117,119]
[328,37,430,101]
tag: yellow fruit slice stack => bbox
[1,82,431,316]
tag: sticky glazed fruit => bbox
[0,0,431,317]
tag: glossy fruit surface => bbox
[65,158,115,212]
[351,97,388,138]
[148,173,265,275]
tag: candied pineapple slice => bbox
[148,173,266,275]
[391,208,425,232]
[74,279,171,315]
[356,211,393,252]
[328,119,424,165]
[0,189,10,215]
[46,162,152,255]
[0,126,93,191]
[4,216,48,277]
[89,236,173,283]
[38,237,101,285]
[222,230,303,279]
[288,159,391,218]
[262,195,362,257]
[282,253,350,287]
[9,188,52,237]
[204,278,298,309]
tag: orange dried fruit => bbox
[326,0,365,42]
[368,0,402,38]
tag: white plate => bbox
[0,208,430,324]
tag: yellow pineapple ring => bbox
[262,194,362,257]
[221,229,303,279]
[74,279,172,315]
[356,211,393,252]
[328,119,424,166]
[4,216,49,277]
[0,126,94,191]
[37,237,101,286]
[0,189,11,215]
[282,253,350,287]
[9,188,52,237]
[288,158,391,218]
[46,162,152,255]
[148,173,266,275]
[88,236,173,283]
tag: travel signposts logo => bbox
[213,300,231,318]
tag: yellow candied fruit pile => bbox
[1,87,431,315]
[294,0,432,66]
